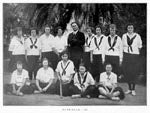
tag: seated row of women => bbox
[4,51,125,101]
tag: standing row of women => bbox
[82,23,142,96]
[8,22,142,96]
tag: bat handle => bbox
[59,79,63,99]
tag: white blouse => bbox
[103,35,123,60]
[36,67,54,83]
[9,36,25,55]
[55,60,75,83]
[25,36,41,56]
[122,33,142,54]
[39,34,55,52]
[74,72,95,90]
[91,34,106,55]
[84,34,95,52]
[100,72,117,87]
[10,69,29,86]
[54,35,67,53]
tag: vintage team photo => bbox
[3,3,147,105]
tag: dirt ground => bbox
[3,72,146,106]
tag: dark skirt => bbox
[4,84,34,94]
[8,54,27,72]
[122,52,140,83]
[54,80,74,96]
[69,51,83,70]
[82,52,92,72]
[70,85,99,98]
[32,82,56,94]
[105,55,121,76]
[42,51,59,70]
[91,54,104,82]
[27,55,40,80]
[98,85,125,100]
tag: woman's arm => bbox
[43,79,53,91]
[16,78,27,94]
[36,79,42,92]
[12,84,17,94]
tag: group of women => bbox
[5,22,142,101]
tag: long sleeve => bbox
[24,38,29,51]
[101,36,107,62]
[84,72,95,89]
[67,33,74,46]
[10,71,16,84]
[137,34,142,49]
[9,37,16,52]
[23,70,29,79]
[74,73,82,90]
[118,37,123,61]
[68,32,85,47]
[102,37,108,62]
[122,34,127,49]
[76,32,85,46]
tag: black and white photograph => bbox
[1,0,149,112]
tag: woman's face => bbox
[110,28,116,36]
[57,29,63,36]
[31,30,36,37]
[79,66,86,74]
[127,25,134,33]
[71,23,78,31]
[96,28,101,35]
[105,64,112,74]
[42,60,48,68]
[45,27,50,35]
[87,28,92,36]
[17,64,23,71]
[17,30,22,37]
[61,54,68,61]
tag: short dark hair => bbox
[57,26,62,30]
[16,60,23,68]
[45,24,50,29]
[79,63,86,69]
[30,27,38,34]
[95,25,103,33]
[105,63,112,68]
[71,22,79,27]
[109,24,116,29]
[86,26,94,33]
[95,25,102,30]
[57,26,63,33]
[42,57,52,67]
[16,60,23,65]
[14,27,22,35]
[126,23,134,28]
[60,50,69,57]
[42,57,49,63]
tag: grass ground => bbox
[3,72,146,106]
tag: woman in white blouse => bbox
[53,27,67,58]
[9,27,27,72]
[25,28,42,80]
[122,24,142,96]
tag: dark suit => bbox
[68,31,85,70]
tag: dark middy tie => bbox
[17,38,23,45]
[85,35,95,47]
[94,36,104,50]
[61,62,70,76]
[30,38,37,49]
[108,36,118,51]
[77,72,88,88]
[127,35,136,53]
